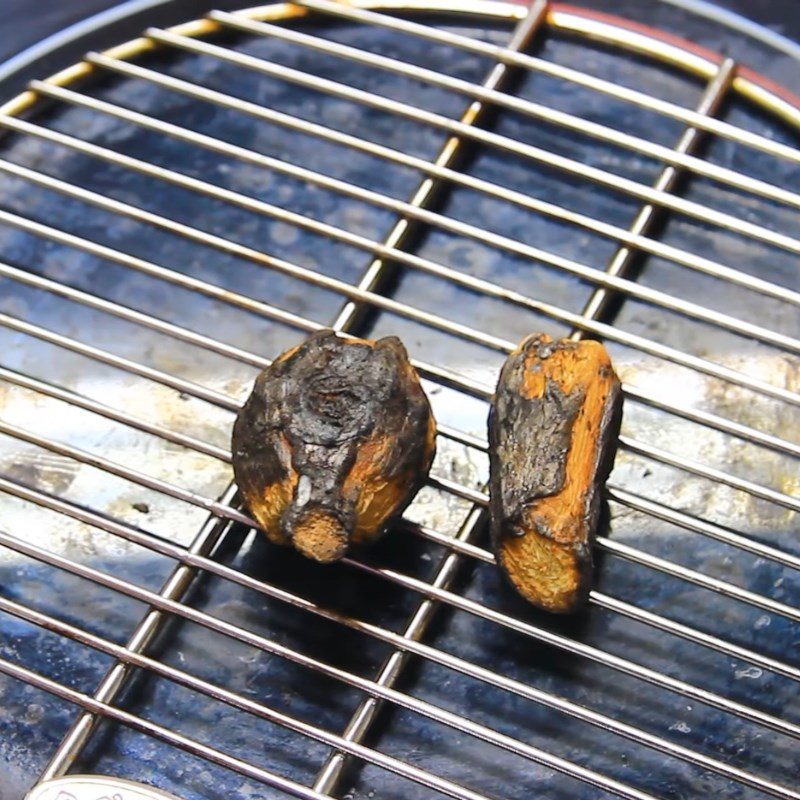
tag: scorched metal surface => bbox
[0,2,798,800]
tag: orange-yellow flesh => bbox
[343,383,436,543]
[243,434,297,546]
[500,336,616,610]
[272,340,304,366]
[245,333,432,552]
[291,510,348,563]
[499,533,583,613]
[344,410,436,542]
[519,337,615,544]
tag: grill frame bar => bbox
[311,5,549,792]
[36,49,800,314]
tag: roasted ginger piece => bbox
[488,333,622,613]
[232,330,436,563]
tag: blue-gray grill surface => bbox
[0,5,798,800]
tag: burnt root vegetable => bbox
[232,330,436,563]
[488,333,622,613]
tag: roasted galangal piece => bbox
[488,333,622,613]
[232,330,436,563]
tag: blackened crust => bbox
[232,330,436,562]
[488,333,622,613]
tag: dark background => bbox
[0,0,799,66]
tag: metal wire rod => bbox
[0,210,322,349]
[146,27,800,261]
[605,486,800,571]
[0,273,449,409]
[0,6,795,794]
[0,365,229,462]
[38,482,240,780]
[622,391,800,460]
[0,311,238,410]
[3,475,796,799]
[0,590,791,800]
[0,418,251,527]
[341,556,800,738]
[83,52,800,310]
[7,278,800,569]
[2,517,798,755]
[1,202,797,466]
[570,58,735,334]
[1,150,798,409]
[209,12,800,216]
[5,609,493,800]
[466,400,800,503]
[429,473,800,575]
[287,0,800,167]
[618,434,800,512]
[8,380,794,624]
[4,348,798,580]
[426,478,800,621]
[4,354,795,587]
[22,83,800,355]
[314,4,548,790]
[0,527,664,800]
[4,345,799,577]
[0,261,265,369]
[15,101,789,357]
[402,522,800,682]
[2,420,798,705]
[3,258,799,521]
[435,404,800,476]
[589,591,799,675]
[0,245,494,398]
[0,597,500,800]
[599,537,800,620]
[2,258,798,516]
[0,655,334,800]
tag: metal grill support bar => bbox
[74,52,800,311]
[146,26,800,261]
[2,260,798,516]
[571,58,736,335]
[289,0,800,166]
[1,421,797,735]
[37,484,240,781]
[1,474,797,800]
[314,4,547,791]
[209,12,800,214]
[18,83,800,354]
[327,0,545,332]
[0,526,666,800]
[0,607,494,800]
[0,204,795,464]
[0,656,334,800]
[2,130,798,406]
[0,6,796,795]
[1,364,795,578]
[4,352,799,589]
[403,519,800,681]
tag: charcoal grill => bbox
[0,1,799,798]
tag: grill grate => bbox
[0,2,798,799]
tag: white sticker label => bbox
[26,776,183,800]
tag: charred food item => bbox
[488,333,622,614]
[232,330,436,563]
